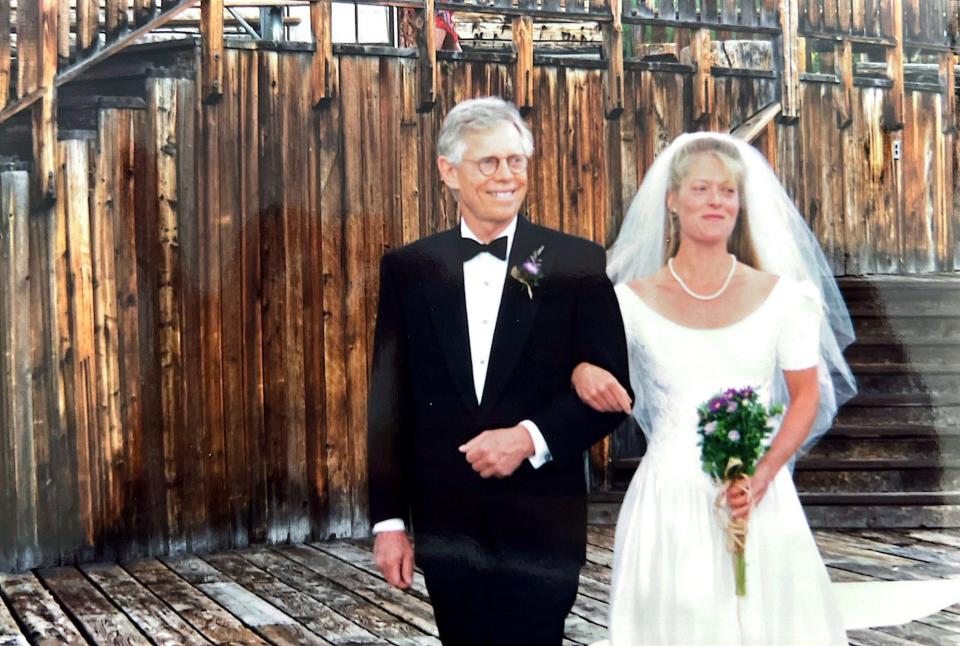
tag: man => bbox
[368,97,632,645]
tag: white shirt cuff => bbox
[520,419,552,469]
[372,518,406,533]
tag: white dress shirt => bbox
[373,216,552,534]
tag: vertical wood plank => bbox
[107,114,146,559]
[513,16,534,114]
[677,0,698,21]
[202,0,224,104]
[838,0,852,32]
[15,0,38,98]
[778,0,802,120]
[836,40,854,128]
[417,0,437,112]
[198,74,228,552]
[0,171,36,570]
[177,76,209,554]
[660,0,677,20]
[722,0,738,25]
[93,110,126,547]
[217,49,249,549]
[281,53,310,542]
[150,79,187,553]
[53,140,88,564]
[852,0,866,32]
[57,0,69,64]
[106,0,127,41]
[259,51,290,543]
[33,0,58,206]
[803,0,822,31]
[0,0,8,111]
[399,59,421,245]
[823,0,839,32]
[702,0,720,23]
[311,0,337,107]
[604,0,625,118]
[530,67,562,231]
[743,0,759,27]
[77,0,100,56]
[691,28,714,125]
[134,0,155,26]
[882,0,905,131]
[238,50,267,544]
[319,54,348,538]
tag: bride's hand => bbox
[571,362,633,414]
[726,467,773,519]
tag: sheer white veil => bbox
[607,131,857,453]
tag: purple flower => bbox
[709,398,726,412]
[726,401,738,413]
[522,260,540,276]
[739,386,755,399]
[728,430,741,441]
[704,421,718,435]
[725,388,737,397]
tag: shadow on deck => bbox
[1,527,959,645]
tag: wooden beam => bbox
[77,0,100,56]
[416,0,437,112]
[512,16,534,114]
[106,0,128,41]
[0,0,10,112]
[15,0,38,98]
[0,87,44,125]
[310,0,337,107]
[730,101,782,141]
[202,0,224,103]
[56,1,199,88]
[57,0,69,62]
[603,0,624,118]
[881,0,904,130]
[777,0,801,121]
[691,28,714,126]
[33,0,57,207]
[836,39,854,129]
[134,0,156,26]
[941,51,956,134]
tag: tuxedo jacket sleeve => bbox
[367,252,412,526]
[530,242,633,464]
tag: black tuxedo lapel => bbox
[479,217,550,417]
[423,229,480,413]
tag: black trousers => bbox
[419,533,581,646]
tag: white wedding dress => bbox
[606,276,847,645]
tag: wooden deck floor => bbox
[1,528,959,645]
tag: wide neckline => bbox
[620,277,784,332]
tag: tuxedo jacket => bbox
[367,216,632,565]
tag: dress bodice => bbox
[614,277,822,468]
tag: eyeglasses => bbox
[461,154,529,177]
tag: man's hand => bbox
[459,425,535,478]
[571,362,632,414]
[373,530,415,589]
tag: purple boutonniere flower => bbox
[510,245,544,299]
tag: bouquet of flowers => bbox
[697,387,783,596]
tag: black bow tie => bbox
[460,236,508,262]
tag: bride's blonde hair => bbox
[665,137,760,268]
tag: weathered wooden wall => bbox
[0,1,958,573]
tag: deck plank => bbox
[0,572,87,644]
[80,563,210,645]
[0,593,28,646]
[161,556,331,646]
[123,559,268,644]
[242,547,437,646]
[273,544,438,636]
[202,552,385,645]
[37,567,150,645]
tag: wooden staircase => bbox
[593,275,960,529]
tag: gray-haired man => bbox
[367,97,632,644]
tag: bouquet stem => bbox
[734,543,747,596]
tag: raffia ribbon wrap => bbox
[714,457,753,596]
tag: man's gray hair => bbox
[436,97,534,164]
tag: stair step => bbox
[827,423,960,437]
[845,393,960,406]
[852,315,960,338]
[796,458,960,469]
[837,404,960,426]
[798,491,960,505]
[846,362,960,375]
[845,344,960,365]
[804,435,960,461]
[794,469,960,494]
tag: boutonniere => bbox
[510,245,544,299]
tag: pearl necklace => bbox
[668,254,737,301]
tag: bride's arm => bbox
[571,362,633,414]
[727,365,819,518]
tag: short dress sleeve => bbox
[776,278,823,371]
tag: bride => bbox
[572,132,960,644]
